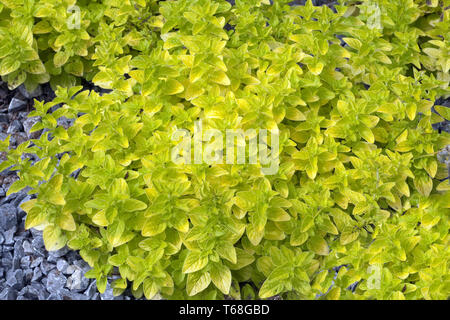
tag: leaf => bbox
[326,287,341,300]
[59,212,76,231]
[6,180,27,196]
[267,207,291,221]
[182,251,209,274]
[308,236,329,256]
[53,51,70,68]
[186,271,211,296]
[43,225,66,251]
[122,199,147,212]
[210,70,230,86]
[216,242,237,264]
[142,217,166,236]
[290,229,308,246]
[259,279,283,299]
[414,175,433,197]
[340,231,359,245]
[25,207,46,230]
[164,79,184,95]
[210,263,232,295]
[359,124,374,144]
[92,210,109,227]
[308,61,324,75]
[285,107,306,121]
[106,221,125,247]
[48,192,66,206]
[185,82,205,101]
[228,248,254,270]
[435,105,450,120]
[0,57,20,76]
[343,37,362,50]
[246,224,264,246]
[143,278,159,299]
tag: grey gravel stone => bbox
[22,240,33,254]
[18,84,42,99]
[66,269,90,292]
[24,269,33,283]
[58,288,90,300]
[30,256,43,268]
[6,269,24,290]
[47,293,62,300]
[0,232,4,245]
[100,282,116,300]
[2,245,13,253]
[20,255,32,268]
[22,116,41,139]
[0,287,18,300]
[31,268,42,282]
[46,270,67,292]
[48,246,69,258]
[65,264,77,275]
[0,113,8,123]
[31,236,44,249]
[0,203,18,231]
[12,192,29,208]
[3,228,15,245]
[7,120,24,134]
[40,260,56,275]
[27,283,48,300]
[32,237,46,257]
[8,97,27,113]
[57,259,69,273]
[13,238,24,266]
[84,280,98,299]
[73,259,90,273]
[91,293,100,300]
[1,257,12,269]
[57,117,74,129]
[47,254,58,263]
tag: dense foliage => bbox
[1,0,449,300]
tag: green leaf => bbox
[210,70,230,86]
[343,37,362,50]
[216,242,237,264]
[164,79,184,95]
[43,225,66,251]
[435,105,450,120]
[308,235,329,256]
[59,212,76,231]
[183,251,208,274]
[142,216,166,236]
[0,57,20,76]
[53,51,70,68]
[143,278,159,299]
[259,279,283,299]
[186,271,211,296]
[210,263,232,295]
[122,199,147,212]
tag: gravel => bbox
[0,0,449,300]
[0,81,140,300]
[8,96,28,113]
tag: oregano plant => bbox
[0,0,449,300]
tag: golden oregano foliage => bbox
[0,0,449,300]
